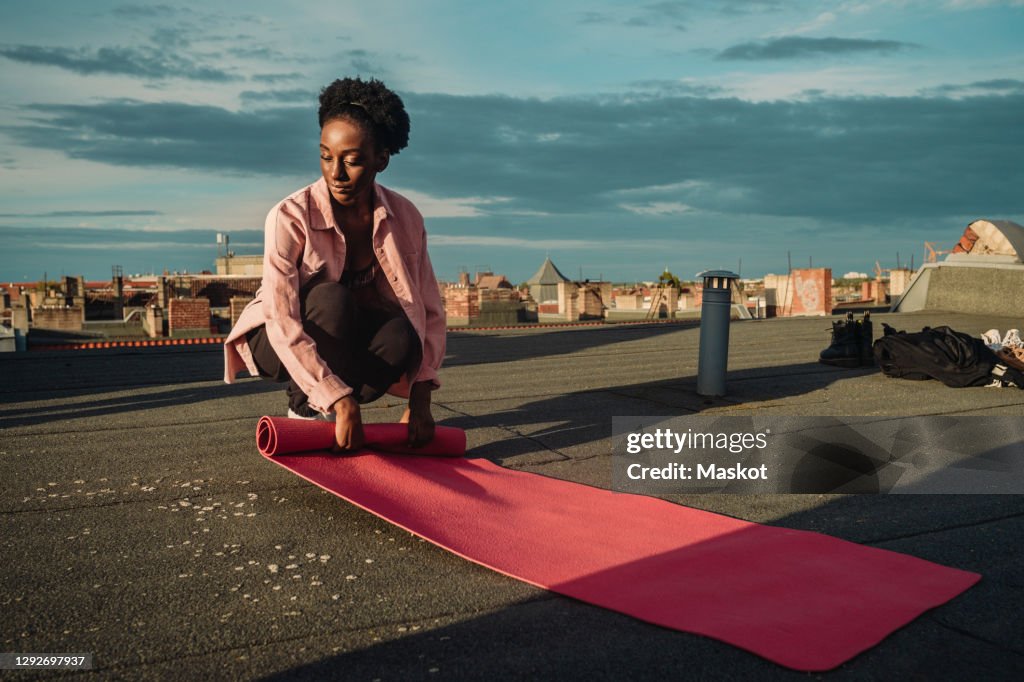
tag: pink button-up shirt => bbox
[223,178,446,413]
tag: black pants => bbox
[247,282,420,412]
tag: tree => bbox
[657,268,682,290]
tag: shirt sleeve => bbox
[413,228,446,389]
[261,200,352,412]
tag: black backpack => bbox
[873,324,1024,389]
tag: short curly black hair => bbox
[318,77,410,155]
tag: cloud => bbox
[716,36,918,61]
[393,90,1024,223]
[576,3,688,31]
[578,1,781,29]
[627,79,724,97]
[227,46,288,60]
[924,78,1024,95]
[429,234,678,250]
[4,99,312,174]
[251,72,304,83]
[28,240,228,251]
[711,0,785,14]
[239,88,317,105]
[0,225,263,252]
[0,210,163,218]
[5,89,1022,226]
[620,201,694,216]
[944,0,1024,8]
[0,44,240,81]
[149,26,192,49]
[389,190,516,218]
[774,11,837,36]
[577,11,613,24]
[111,4,180,19]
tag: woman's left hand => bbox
[402,381,435,447]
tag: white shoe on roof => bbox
[981,328,1002,348]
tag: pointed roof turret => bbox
[526,256,570,285]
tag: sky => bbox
[1,0,1022,284]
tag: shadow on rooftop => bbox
[0,347,226,402]
[0,380,279,430]
[443,322,695,367]
[441,362,879,462]
[0,323,688,403]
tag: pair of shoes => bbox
[286,405,336,422]
[980,328,1023,350]
[819,312,874,368]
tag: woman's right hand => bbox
[332,395,365,452]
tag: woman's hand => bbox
[401,381,435,447]
[332,395,365,452]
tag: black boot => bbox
[858,312,874,366]
[819,312,861,368]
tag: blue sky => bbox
[1,0,1022,283]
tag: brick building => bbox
[168,298,212,336]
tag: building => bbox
[893,219,1024,316]
[762,269,832,317]
[442,272,524,326]
[474,272,514,291]
[526,257,571,305]
[215,255,263,276]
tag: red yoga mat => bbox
[256,416,980,671]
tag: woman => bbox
[223,77,446,451]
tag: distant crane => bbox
[923,242,951,263]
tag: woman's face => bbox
[319,117,388,210]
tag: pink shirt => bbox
[223,178,446,413]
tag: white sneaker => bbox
[1002,329,1022,348]
[981,328,1002,348]
[287,407,336,422]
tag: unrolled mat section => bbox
[255,416,980,671]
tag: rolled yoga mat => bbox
[256,416,980,671]
[257,416,466,458]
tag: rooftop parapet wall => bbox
[895,263,1024,316]
[229,297,253,326]
[168,298,211,336]
[443,287,479,326]
[32,306,84,331]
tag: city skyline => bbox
[1,0,1022,283]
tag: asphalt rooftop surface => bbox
[2,311,1023,681]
